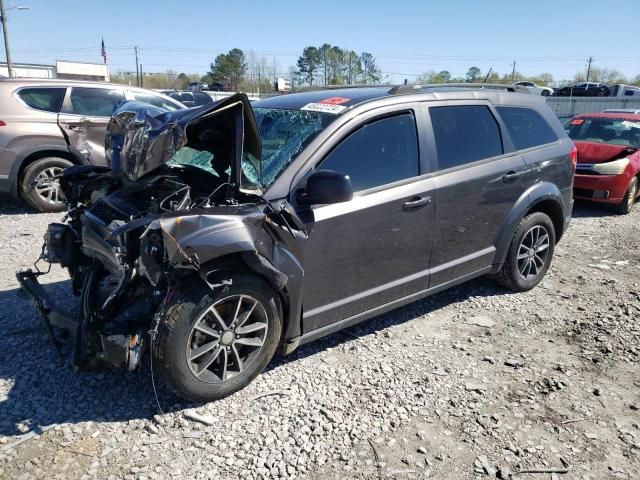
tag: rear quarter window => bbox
[496,106,558,150]
[16,87,66,113]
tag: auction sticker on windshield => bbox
[301,102,348,114]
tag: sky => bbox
[4,0,640,83]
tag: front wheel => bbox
[494,212,556,292]
[154,274,281,402]
[541,90,550,96]
[614,177,638,215]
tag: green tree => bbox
[360,52,381,84]
[208,48,247,90]
[177,73,191,89]
[574,67,627,84]
[437,70,452,83]
[296,46,321,86]
[466,66,481,82]
[530,73,553,86]
[484,70,500,83]
[319,43,332,85]
[344,50,362,85]
[326,46,345,84]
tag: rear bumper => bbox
[573,173,629,204]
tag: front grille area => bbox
[89,199,127,226]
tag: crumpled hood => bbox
[105,93,261,183]
[574,140,637,164]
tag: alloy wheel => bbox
[626,180,637,211]
[516,225,550,280]
[186,294,268,383]
[33,166,65,206]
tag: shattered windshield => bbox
[248,107,335,188]
[167,147,219,176]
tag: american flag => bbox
[100,38,107,64]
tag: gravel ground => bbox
[0,192,639,480]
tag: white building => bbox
[0,62,55,78]
[0,60,109,81]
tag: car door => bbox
[58,86,125,166]
[298,110,435,332]
[425,102,528,286]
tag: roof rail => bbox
[388,83,530,94]
[298,83,391,92]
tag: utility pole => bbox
[134,46,140,87]
[511,61,516,82]
[0,0,13,77]
[586,56,593,82]
[139,64,143,88]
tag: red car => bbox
[565,113,640,214]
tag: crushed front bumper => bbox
[16,269,144,370]
[16,269,77,349]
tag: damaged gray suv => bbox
[17,85,575,402]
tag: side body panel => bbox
[422,101,529,286]
[300,177,435,332]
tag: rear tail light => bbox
[0,121,6,127]
[569,144,578,170]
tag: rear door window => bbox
[17,87,66,112]
[65,87,125,117]
[320,113,419,191]
[496,106,558,150]
[429,105,503,170]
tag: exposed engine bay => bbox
[17,93,306,374]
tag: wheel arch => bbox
[195,250,301,347]
[10,145,85,197]
[494,182,567,269]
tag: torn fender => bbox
[155,206,305,340]
[156,204,272,268]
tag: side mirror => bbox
[297,170,353,206]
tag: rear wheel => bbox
[154,274,281,402]
[20,157,72,212]
[614,177,638,215]
[494,212,556,292]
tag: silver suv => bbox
[0,79,185,212]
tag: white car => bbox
[514,81,554,96]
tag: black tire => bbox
[614,177,638,215]
[154,274,282,402]
[541,90,550,96]
[494,212,556,292]
[20,157,72,212]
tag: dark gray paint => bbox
[18,86,575,359]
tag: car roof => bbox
[0,78,120,87]
[254,84,532,111]
[255,87,391,110]
[603,109,640,114]
[575,112,640,121]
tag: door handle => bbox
[63,117,90,131]
[502,171,522,182]
[403,196,431,211]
